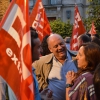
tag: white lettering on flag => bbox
[32,13,41,29]
[3,4,31,81]
[11,54,18,65]
[21,31,31,80]
[6,48,22,81]
[75,12,81,22]
[75,20,79,28]
[3,4,26,48]
[73,34,78,39]
[32,2,43,30]
[73,43,78,48]
[39,2,43,9]
[6,48,13,57]
[39,23,43,29]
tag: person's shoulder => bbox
[32,53,53,69]
[76,72,93,83]
[39,53,53,62]
[81,72,94,87]
[34,53,53,64]
[82,72,93,79]
[82,72,93,77]
[40,53,53,59]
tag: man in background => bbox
[77,34,91,48]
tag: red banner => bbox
[0,0,34,100]
[30,0,52,41]
[89,22,96,35]
[70,5,86,51]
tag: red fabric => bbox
[70,5,86,51]
[30,0,52,41]
[89,22,96,35]
[0,0,34,100]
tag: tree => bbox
[50,19,73,39]
[84,0,100,34]
[0,0,10,21]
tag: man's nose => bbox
[58,45,62,49]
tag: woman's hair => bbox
[93,63,100,100]
[76,42,100,76]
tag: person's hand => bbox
[46,89,53,98]
[66,71,76,84]
[40,88,53,100]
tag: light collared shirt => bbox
[48,56,67,80]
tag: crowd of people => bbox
[32,30,100,100]
[1,28,100,100]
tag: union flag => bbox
[70,5,86,51]
[0,0,34,100]
[30,0,52,41]
[89,22,96,35]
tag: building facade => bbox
[29,0,90,24]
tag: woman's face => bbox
[76,46,88,69]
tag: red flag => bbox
[0,0,34,100]
[70,5,86,51]
[30,0,52,41]
[89,22,96,35]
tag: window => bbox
[66,10,71,19]
[50,0,62,5]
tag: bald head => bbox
[47,34,64,47]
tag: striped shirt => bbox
[69,72,96,100]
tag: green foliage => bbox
[50,19,73,38]
[84,0,100,35]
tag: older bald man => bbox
[33,34,77,100]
